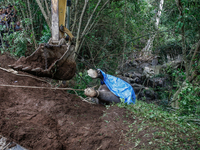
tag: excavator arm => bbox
[9,0,76,80]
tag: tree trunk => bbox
[122,0,127,72]
[74,0,89,53]
[142,0,164,56]
[74,0,110,54]
[35,0,51,29]
[27,0,37,49]
[171,0,190,108]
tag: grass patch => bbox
[115,101,200,149]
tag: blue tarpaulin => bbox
[99,69,136,104]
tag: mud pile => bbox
[0,53,134,150]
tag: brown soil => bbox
[0,53,138,150]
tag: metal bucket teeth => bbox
[31,67,42,72]
[14,65,23,70]
[22,66,31,71]
[8,65,13,68]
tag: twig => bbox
[75,0,88,53]
[86,41,96,68]
[136,77,148,100]
[81,0,102,37]
[35,0,51,28]
[85,0,110,36]
[97,145,102,150]
[189,39,200,70]
[71,0,78,33]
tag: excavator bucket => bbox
[9,43,76,80]
[9,0,76,80]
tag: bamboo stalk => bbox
[75,0,89,53]
[35,0,51,29]
[27,0,37,49]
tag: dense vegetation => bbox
[0,0,199,146]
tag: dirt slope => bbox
[0,54,134,150]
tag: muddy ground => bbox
[0,54,138,150]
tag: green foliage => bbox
[162,0,199,46]
[117,99,200,127]
[178,82,200,116]
[0,29,31,57]
[114,100,200,149]
[39,25,51,44]
[69,71,94,97]
[117,98,128,108]
[155,42,182,63]
[79,0,156,73]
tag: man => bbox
[0,8,6,25]
[14,21,22,31]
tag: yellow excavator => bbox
[9,0,76,80]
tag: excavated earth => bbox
[0,53,137,150]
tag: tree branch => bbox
[84,0,110,37]
[75,0,89,53]
[189,39,200,70]
[81,0,102,37]
[35,0,51,29]
[45,0,51,22]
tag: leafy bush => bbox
[69,70,94,97]
[39,25,51,44]
[178,82,200,116]
[0,28,31,57]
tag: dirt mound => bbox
[0,53,16,68]
[0,54,134,149]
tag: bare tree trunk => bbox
[74,0,110,56]
[81,0,102,36]
[75,0,89,53]
[172,40,200,107]
[122,0,127,72]
[35,0,51,29]
[27,0,37,49]
[176,0,188,76]
[83,0,110,37]
[189,40,200,70]
[171,0,190,108]
[142,0,164,56]
[45,0,51,19]
[74,0,110,54]
[71,0,78,33]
